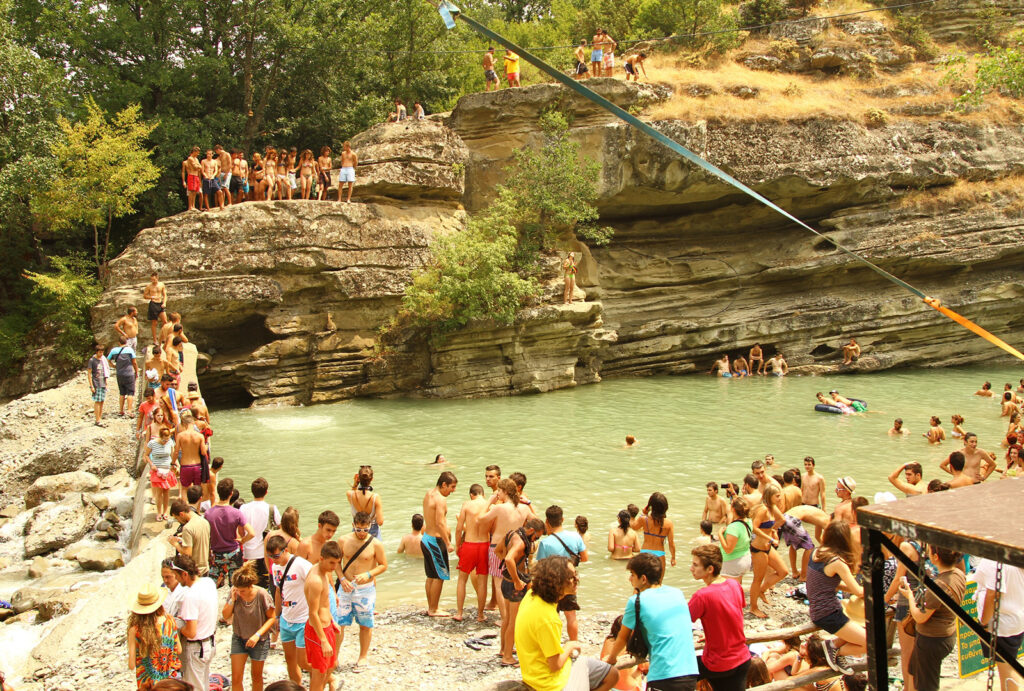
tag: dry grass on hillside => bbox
[898,174,1024,215]
[641,52,1023,126]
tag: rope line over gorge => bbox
[431,0,1024,362]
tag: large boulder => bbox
[75,547,125,572]
[24,497,99,557]
[348,120,469,203]
[25,471,101,509]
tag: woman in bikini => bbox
[607,509,641,560]
[562,252,577,304]
[264,151,277,201]
[629,492,675,569]
[276,150,290,200]
[748,485,789,618]
[250,153,264,201]
[346,466,384,540]
[298,150,315,200]
[316,147,332,200]
[924,416,945,444]
[950,414,965,440]
[1005,443,1023,477]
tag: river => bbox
[213,366,1021,612]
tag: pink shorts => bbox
[179,464,202,488]
[458,541,490,576]
[487,544,502,578]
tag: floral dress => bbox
[135,614,181,689]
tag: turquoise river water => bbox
[213,365,1022,612]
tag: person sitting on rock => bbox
[841,337,860,365]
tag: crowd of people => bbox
[179,142,359,212]
[81,277,1024,691]
[481,40,649,91]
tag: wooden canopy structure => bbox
[858,478,1024,689]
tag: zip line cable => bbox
[341,0,947,54]
[428,0,1024,362]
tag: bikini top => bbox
[643,516,668,541]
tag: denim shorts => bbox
[231,633,270,660]
[814,608,850,635]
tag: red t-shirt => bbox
[688,578,749,671]
[138,400,158,421]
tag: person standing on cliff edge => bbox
[338,141,357,204]
[143,271,168,344]
[563,252,577,304]
[115,306,140,354]
[422,471,458,616]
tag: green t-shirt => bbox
[721,519,751,562]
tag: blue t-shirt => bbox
[535,531,586,561]
[623,586,698,682]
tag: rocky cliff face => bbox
[93,80,1024,406]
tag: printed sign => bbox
[958,580,1024,677]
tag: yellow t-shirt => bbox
[515,590,571,691]
[504,53,519,74]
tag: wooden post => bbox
[862,527,889,690]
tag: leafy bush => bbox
[893,12,939,61]
[969,5,1006,48]
[943,34,1024,109]
[0,313,31,372]
[864,107,889,128]
[788,0,820,18]
[739,0,787,31]
[23,255,101,365]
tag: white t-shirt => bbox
[974,559,1024,636]
[272,556,312,624]
[164,583,188,621]
[240,500,282,560]
[178,576,218,640]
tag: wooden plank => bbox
[857,478,1024,568]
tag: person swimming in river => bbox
[816,392,855,414]
[623,435,638,448]
[950,414,965,439]
[975,381,994,397]
[924,415,946,444]
[829,390,867,412]
[710,354,732,377]
[888,418,909,436]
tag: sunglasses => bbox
[353,526,370,533]
[267,550,282,559]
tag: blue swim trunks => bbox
[720,372,732,378]
[640,548,665,558]
[421,534,450,581]
[591,49,603,62]
[334,583,376,628]
[279,618,306,648]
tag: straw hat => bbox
[129,583,167,615]
[842,595,866,626]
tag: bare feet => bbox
[476,614,487,623]
[750,608,768,619]
[424,609,451,618]
[452,613,464,622]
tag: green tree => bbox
[23,255,102,364]
[32,98,160,277]
[635,0,739,51]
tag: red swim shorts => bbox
[457,541,490,576]
[303,621,338,673]
[179,463,202,488]
[187,174,201,192]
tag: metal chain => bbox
[987,563,1004,691]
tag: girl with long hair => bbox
[748,486,789,618]
[127,584,181,689]
[346,465,384,540]
[608,509,642,560]
[806,521,865,675]
[630,492,675,568]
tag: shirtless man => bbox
[710,354,731,378]
[801,456,825,510]
[766,352,789,376]
[144,345,164,390]
[454,484,490,622]
[316,147,332,201]
[161,312,186,348]
[483,465,501,609]
[397,514,423,557]
[702,482,729,536]
[841,337,860,364]
[833,477,856,523]
[573,40,589,80]
[214,144,232,207]
[422,471,458,617]
[1001,391,1019,417]
[115,306,140,354]
[230,150,247,204]
[590,29,605,76]
[741,474,762,508]
[749,343,764,375]
[302,511,340,564]
[176,410,208,491]
[142,272,167,343]
[924,415,946,444]
[751,460,780,493]
[732,355,750,378]
[941,452,975,488]
[181,147,202,211]
[157,373,182,428]
[781,470,803,510]
[334,511,387,670]
[338,142,357,203]
[974,381,994,397]
[482,47,500,92]
[940,432,996,483]
[888,462,925,496]
[304,541,342,691]
[601,29,617,77]
[889,418,909,436]
[623,52,647,81]
[200,149,222,211]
